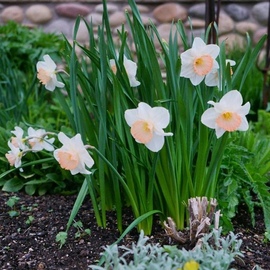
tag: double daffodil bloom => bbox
[54,132,94,175]
[180,37,220,86]
[36,54,65,91]
[124,102,173,152]
[110,55,140,87]
[201,90,250,138]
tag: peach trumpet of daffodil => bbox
[201,90,250,138]
[124,102,173,152]
[180,37,220,86]
[54,132,94,175]
[36,54,65,91]
[110,55,140,87]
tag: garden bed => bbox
[0,191,269,269]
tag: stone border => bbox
[0,1,268,50]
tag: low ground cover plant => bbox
[0,0,269,265]
[89,229,245,270]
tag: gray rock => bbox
[87,12,103,26]
[44,18,72,38]
[235,21,258,36]
[185,18,205,29]
[219,33,246,51]
[252,2,269,26]
[253,27,267,45]
[225,4,249,22]
[155,23,182,47]
[188,3,206,20]
[95,3,119,14]
[109,11,126,27]
[73,21,89,43]
[218,12,234,35]
[124,4,150,14]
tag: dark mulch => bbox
[0,191,269,270]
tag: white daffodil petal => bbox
[237,102,250,115]
[202,44,220,58]
[145,134,165,152]
[190,74,204,86]
[192,37,206,50]
[215,127,226,139]
[220,90,242,108]
[43,54,57,70]
[205,71,219,87]
[151,107,170,129]
[137,102,152,118]
[124,109,139,126]
[201,108,218,129]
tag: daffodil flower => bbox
[27,127,55,152]
[180,37,220,86]
[205,59,236,88]
[5,140,23,168]
[10,126,27,150]
[110,55,140,87]
[124,102,173,152]
[226,59,236,75]
[54,132,94,175]
[201,90,250,138]
[36,54,65,91]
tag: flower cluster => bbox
[5,127,94,175]
[35,37,250,154]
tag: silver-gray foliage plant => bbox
[89,228,261,270]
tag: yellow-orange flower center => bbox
[183,260,200,270]
[57,151,79,170]
[193,55,214,76]
[131,120,154,144]
[216,111,242,131]
[37,68,52,85]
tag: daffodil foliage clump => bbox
[89,229,246,270]
[3,0,269,238]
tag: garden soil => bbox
[0,191,269,270]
